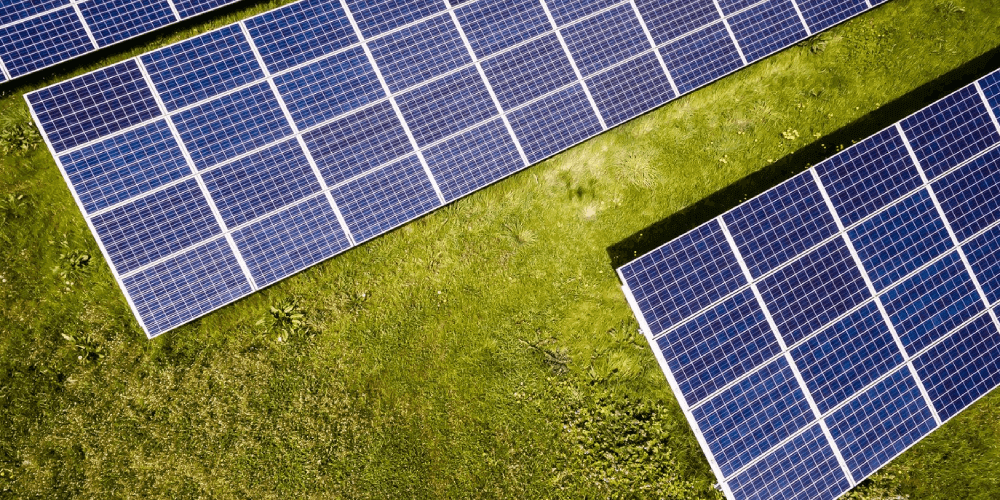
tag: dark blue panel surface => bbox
[963,224,1000,305]
[423,118,523,202]
[728,0,808,63]
[174,0,233,19]
[455,0,549,58]
[0,9,91,78]
[797,0,868,32]
[244,0,356,74]
[633,0,720,46]
[717,0,759,15]
[728,424,850,500]
[330,156,441,242]
[368,14,470,93]
[586,52,676,127]
[92,179,220,274]
[303,101,414,185]
[481,34,577,110]
[620,219,746,336]
[791,302,903,413]
[980,70,1000,120]
[60,120,190,214]
[201,139,322,228]
[900,84,1000,179]
[232,196,351,287]
[658,289,781,407]
[659,21,744,95]
[882,251,984,356]
[0,0,67,27]
[545,0,619,26]
[123,238,252,337]
[274,46,383,130]
[848,190,954,292]
[507,84,603,163]
[174,83,293,170]
[693,358,813,477]
[758,238,870,345]
[932,146,1000,242]
[78,0,175,47]
[395,66,497,147]
[814,127,923,226]
[141,24,264,112]
[826,367,937,479]
[27,59,160,153]
[344,0,444,39]
[560,4,649,76]
[914,314,1000,421]
[723,171,838,278]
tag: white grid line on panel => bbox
[165,0,182,21]
[339,0,447,205]
[617,278,736,500]
[537,0,608,130]
[629,0,680,97]
[788,0,813,36]
[71,3,100,49]
[22,95,152,337]
[717,215,857,486]
[866,0,874,8]
[134,57,259,291]
[0,55,10,80]
[443,0,530,167]
[808,167,944,426]
[0,5,74,31]
[711,0,748,65]
[975,81,1000,135]
[238,21,359,247]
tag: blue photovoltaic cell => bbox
[173,83,293,170]
[814,127,923,227]
[395,66,497,147]
[728,424,850,500]
[232,196,351,287]
[123,238,252,335]
[963,224,1000,305]
[174,0,233,19]
[656,289,781,407]
[0,0,67,27]
[423,118,523,202]
[545,0,620,26]
[882,251,984,356]
[791,302,903,413]
[330,156,441,242]
[60,120,190,214]
[825,367,937,479]
[481,34,578,110]
[303,101,414,185]
[273,46,383,130]
[620,220,746,336]
[0,9,92,78]
[723,171,838,279]
[28,59,161,153]
[244,0,357,74]
[91,179,220,274]
[727,0,808,63]
[659,21,745,95]
[559,4,649,76]
[344,0,444,39]
[454,0,550,58]
[758,238,870,345]
[201,139,322,228]
[797,0,868,32]
[900,84,1000,179]
[932,146,1000,242]
[693,358,813,477]
[914,314,1000,421]
[980,71,1000,118]
[633,0,720,46]
[585,51,676,127]
[507,84,603,163]
[368,15,470,93]
[140,24,264,112]
[717,0,760,15]
[78,0,175,47]
[848,190,954,292]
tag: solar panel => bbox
[29,0,887,338]
[618,68,1000,499]
[0,0,244,82]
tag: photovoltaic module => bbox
[618,67,1000,499]
[27,0,888,337]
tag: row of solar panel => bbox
[28,0,890,337]
[619,69,1000,499]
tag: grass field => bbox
[3,0,1000,497]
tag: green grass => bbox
[2,0,1000,497]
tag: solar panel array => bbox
[27,0,887,338]
[0,0,242,82]
[618,68,1000,500]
